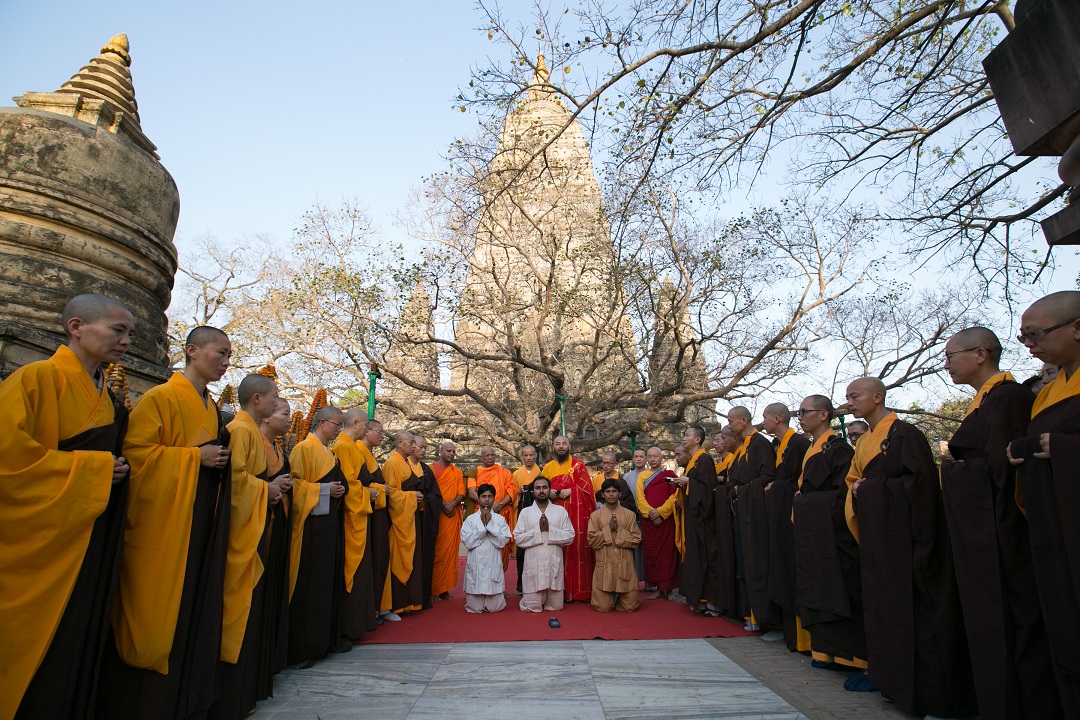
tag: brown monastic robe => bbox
[678,449,720,607]
[766,429,812,649]
[732,431,776,622]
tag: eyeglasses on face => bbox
[796,408,824,416]
[1017,317,1079,345]
[943,347,982,362]
[322,419,343,430]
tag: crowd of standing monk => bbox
[1,290,1079,720]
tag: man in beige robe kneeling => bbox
[514,476,575,611]
[588,478,642,612]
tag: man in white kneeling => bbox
[514,476,576,612]
[461,482,511,613]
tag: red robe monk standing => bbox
[1,294,133,720]
[98,326,234,720]
[542,435,594,602]
[1009,291,1080,717]
[431,441,465,600]
[636,446,679,599]
[469,446,517,571]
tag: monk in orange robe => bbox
[287,406,349,666]
[381,432,423,615]
[542,435,595,602]
[257,398,293,689]
[97,326,234,720]
[1,294,132,720]
[331,407,378,642]
[209,374,285,720]
[432,441,465,599]
[470,446,517,571]
[511,444,541,594]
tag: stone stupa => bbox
[0,33,179,391]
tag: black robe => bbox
[261,459,291,688]
[208,466,271,720]
[680,453,720,607]
[733,433,777,625]
[857,419,976,717]
[792,436,866,664]
[97,416,232,720]
[393,464,443,610]
[942,379,1061,720]
[287,462,347,666]
[713,465,742,618]
[594,475,638,516]
[766,432,812,649]
[1011,390,1080,717]
[358,463,391,618]
[16,391,129,720]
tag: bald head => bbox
[763,402,791,424]
[314,406,342,424]
[1029,291,1080,324]
[61,294,131,338]
[184,326,230,365]
[949,326,1002,364]
[850,376,886,396]
[343,407,367,427]
[238,373,276,406]
[728,406,752,422]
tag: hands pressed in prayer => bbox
[539,513,549,532]
[609,512,618,532]
[200,444,231,469]
[480,507,492,525]
[112,455,129,483]
[329,480,345,499]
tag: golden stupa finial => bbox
[101,33,131,67]
[536,53,550,84]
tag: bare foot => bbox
[646,591,661,600]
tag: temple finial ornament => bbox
[536,52,550,84]
[100,33,131,66]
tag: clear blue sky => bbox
[0,1,503,252]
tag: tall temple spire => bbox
[56,33,141,125]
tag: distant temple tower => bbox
[449,53,639,439]
[0,34,178,391]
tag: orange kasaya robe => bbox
[431,461,464,596]
[471,464,517,569]
[113,371,225,674]
[844,412,898,544]
[0,345,122,720]
[220,410,269,663]
[331,432,374,593]
[287,433,338,599]
[380,450,419,611]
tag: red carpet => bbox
[359,558,754,644]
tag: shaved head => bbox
[949,326,1002,363]
[850,376,886,397]
[184,326,229,365]
[728,406,751,421]
[238,373,276,406]
[343,407,367,426]
[602,452,617,462]
[314,406,342,424]
[804,394,834,417]
[763,402,791,423]
[61,294,131,337]
[1030,291,1080,324]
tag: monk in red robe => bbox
[2,294,132,720]
[432,442,465,599]
[542,435,594,602]
[635,446,678,599]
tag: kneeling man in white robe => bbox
[461,482,511,613]
[514,476,576,612]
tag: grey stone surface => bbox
[255,639,809,720]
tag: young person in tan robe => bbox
[588,479,642,612]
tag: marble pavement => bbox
[255,638,808,720]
